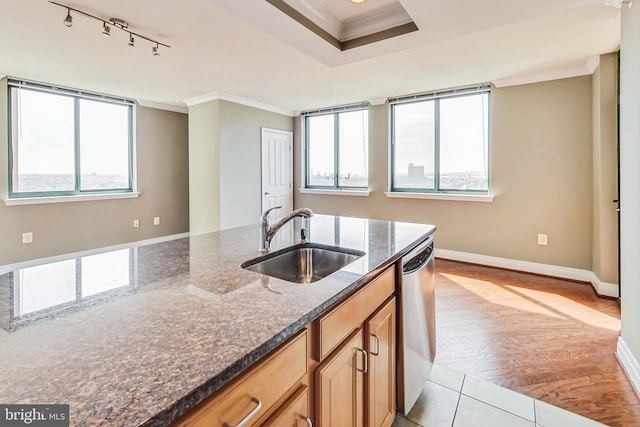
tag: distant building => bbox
[408,163,426,185]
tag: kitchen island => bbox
[0,214,435,426]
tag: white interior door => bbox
[261,128,293,225]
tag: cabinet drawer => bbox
[174,329,308,427]
[316,267,394,361]
[263,385,310,426]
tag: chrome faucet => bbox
[259,206,314,251]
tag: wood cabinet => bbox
[171,329,308,427]
[315,267,396,427]
[315,329,365,427]
[172,265,398,427]
[365,298,396,427]
[263,385,312,426]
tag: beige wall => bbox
[295,77,595,270]
[620,1,640,365]
[219,101,293,229]
[592,53,619,286]
[189,100,221,235]
[188,99,293,234]
[0,78,189,265]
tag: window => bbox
[304,105,368,189]
[8,80,133,198]
[391,86,490,193]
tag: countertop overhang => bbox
[0,214,435,426]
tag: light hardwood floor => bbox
[434,259,640,427]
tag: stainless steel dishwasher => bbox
[398,236,436,415]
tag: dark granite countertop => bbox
[0,214,435,426]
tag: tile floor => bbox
[393,364,609,427]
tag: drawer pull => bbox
[356,348,368,374]
[223,397,262,427]
[301,415,313,427]
[371,334,381,356]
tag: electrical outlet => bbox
[22,232,33,244]
[537,233,548,246]
[133,219,140,228]
[153,216,160,226]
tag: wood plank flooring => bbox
[434,259,640,427]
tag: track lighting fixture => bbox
[63,9,72,27]
[49,1,170,56]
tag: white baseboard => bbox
[590,273,619,298]
[435,248,619,298]
[0,232,190,275]
[617,337,640,397]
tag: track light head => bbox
[152,44,159,56]
[128,34,135,47]
[102,22,110,37]
[63,9,72,27]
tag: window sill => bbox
[4,192,140,206]
[385,192,494,202]
[299,188,371,197]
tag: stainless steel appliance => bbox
[398,236,436,415]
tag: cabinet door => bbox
[316,329,365,427]
[366,298,396,427]
[263,385,312,427]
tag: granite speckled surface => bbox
[0,214,435,426]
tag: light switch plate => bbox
[537,233,548,246]
[22,232,33,244]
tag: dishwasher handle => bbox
[402,237,434,275]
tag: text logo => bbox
[0,405,69,426]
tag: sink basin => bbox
[241,243,365,284]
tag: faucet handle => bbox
[261,206,282,223]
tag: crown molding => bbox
[492,56,600,88]
[136,99,188,114]
[368,97,388,106]
[585,55,601,74]
[604,0,633,8]
[183,91,295,117]
[283,0,342,39]
[342,4,413,41]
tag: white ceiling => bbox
[0,0,621,115]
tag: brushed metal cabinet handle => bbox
[371,334,381,356]
[223,397,262,427]
[356,348,368,374]
[301,415,313,427]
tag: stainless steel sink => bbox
[241,243,365,284]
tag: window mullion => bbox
[434,99,441,192]
[390,105,396,191]
[128,105,134,190]
[74,97,81,194]
[304,117,310,187]
[334,113,339,189]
